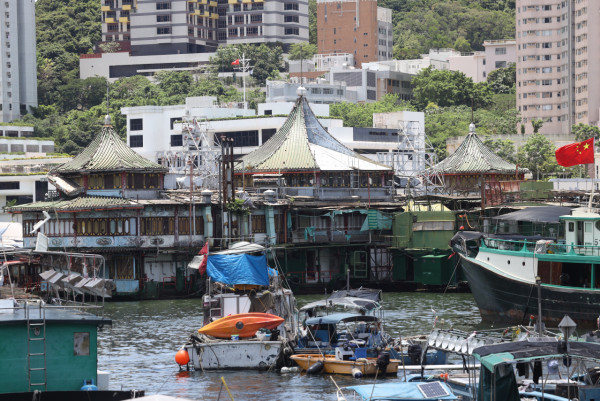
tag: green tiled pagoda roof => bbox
[51,123,166,174]
[8,196,142,213]
[237,96,391,173]
[429,131,529,175]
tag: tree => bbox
[517,132,557,180]
[309,0,317,45]
[572,123,600,142]
[531,119,544,134]
[483,138,516,163]
[288,43,318,61]
[330,94,414,128]
[453,37,471,53]
[486,63,516,94]
[154,71,194,98]
[411,67,492,110]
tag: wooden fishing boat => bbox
[290,353,399,376]
[198,313,284,339]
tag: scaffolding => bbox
[157,117,222,190]
[376,120,445,194]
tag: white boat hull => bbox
[185,340,282,370]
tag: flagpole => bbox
[588,138,596,212]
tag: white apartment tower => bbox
[101,0,308,57]
[0,0,37,123]
[516,0,600,135]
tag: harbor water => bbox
[98,292,483,400]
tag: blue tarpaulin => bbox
[207,254,269,286]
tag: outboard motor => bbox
[376,351,390,376]
[270,329,280,342]
[408,344,422,365]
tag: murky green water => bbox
[97,292,482,400]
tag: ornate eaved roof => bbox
[237,96,391,173]
[8,196,143,213]
[428,124,528,175]
[52,119,166,175]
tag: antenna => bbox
[471,95,474,123]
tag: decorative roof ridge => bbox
[51,124,166,174]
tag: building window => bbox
[285,15,299,23]
[262,128,276,143]
[285,28,299,35]
[170,117,181,130]
[495,61,506,69]
[218,130,259,147]
[157,27,171,35]
[284,3,298,10]
[157,15,171,22]
[156,2,171,10]
[495,47,506,55]
[0,181,19,190]
[170,135,183,147]
[130,135,143,148]
[130,118,143,131]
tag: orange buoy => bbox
[175,349,190,365]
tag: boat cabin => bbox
[298,313,383,351]
[0,300,111,394]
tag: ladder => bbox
[26,303,47,391]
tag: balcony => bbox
[122,4,132,10]
[119,17,129,23]
[209,1,218,6]
[105,17,115,23]
[101,5,111,11]
[210,12,219,19]
[228,0,237,3]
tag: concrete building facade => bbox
[100,0,307,57]
[316,0,392,66]
[516,0,600,135]
[0,0,37,122]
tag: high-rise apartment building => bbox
[0,0,37,123]
[316,0,393,66]
[101,0,308,57]
[516,0,600,136]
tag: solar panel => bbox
[417,382,451,399]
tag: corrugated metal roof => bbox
[8,196,142,213]
[51,124,166,174]
[237,97,391,173]
[47,175,83,197]
[429,132,528,175]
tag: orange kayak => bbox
[198,313,284,339]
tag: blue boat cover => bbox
[346,382,457,400]
[207,254,269,286]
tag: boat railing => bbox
[9,299,106,319]
[482,237,600,257]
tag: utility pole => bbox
[233,53,252,110]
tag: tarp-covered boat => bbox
[178,242,297,370]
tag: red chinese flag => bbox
[231,59,240,65]
[555,138,595,167]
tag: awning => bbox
[473,340,600,371]
[491,206,572,224]
[47,175,84,197]
[305,313,379,325]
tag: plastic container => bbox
[231,334,239,341]
[256,332,271,341]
